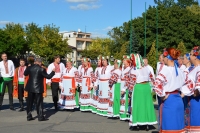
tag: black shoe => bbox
[146,125,149,131]
[38,117,49,121]
[27,117,35,121]
[129,126,139,131]
[19,108,24,112]
[10,106,15,111]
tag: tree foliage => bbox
[0,23,72,62]
[177,41,187,55]
[81,38,114,59]
[146,41,157,71]
[1,23,27,57]
[30,24,71,61]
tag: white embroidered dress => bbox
[119,66,131,120]
[95,65,113,116]
[79,67,93,111]
[107,68,121,117]
[58,67,79,109]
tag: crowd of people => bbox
[0,46,200,132]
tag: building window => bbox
[77,41,83,49]
[72,52,74,58]
[78,34,82,38]
[69,34,71,38]
[86,35,90,38]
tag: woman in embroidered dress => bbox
[119,55,131,121]
[154,48,187,133]
[95,56,113,116]
[79,58,93,111]
[58,58,79,110]
[107,59,122,118]
[128,53,157,131]
[181,46,200,132]
[91,55,102,113]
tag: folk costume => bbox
[95,56,113,116]
[0,60,15,110]
[154,50,186,133]
[128,54,157,128]
[90,55,102,113]
[47,62,65,110]
[13,65,27,111]
[79,58,93,111]
[58,58,79,109]
[107,60,122,118]
[182,48,200,133]
[120,55,131,120]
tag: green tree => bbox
[177,0,198,8]
[25,23,42,53]
[146,41,157,71]
[113,42,128,59]
[2,23,27,57]
[81,38,114,59]
[177,41,187,55]
[30,24,71,62]
[187,4,200,14]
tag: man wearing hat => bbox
[24,58,55,121]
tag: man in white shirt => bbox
[178,56,186,72]
[156,54,164,76]
[0,53,15,111]
[143,57,155,79]
[46,55,65,110]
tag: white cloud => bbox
[103,26,113,31]
[70,4,101,10]
[0,21,11,25]
[66,0,98,3]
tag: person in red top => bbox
[13,59,27,111]
[46,55,65,110]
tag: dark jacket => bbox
[24,64,55,93]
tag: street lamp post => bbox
[144,2,147,57]
[130,0,132,55]
[156,6,158,61]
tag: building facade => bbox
[60,30,92,66]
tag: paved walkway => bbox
[0,90,159,133]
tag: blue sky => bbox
[0,0,161,38]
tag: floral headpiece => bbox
[83,58,90,62]
[114,59,122,68]
[193,46,199,56]
[66,58,73,62]
[123,55,130,59]
[163,48,178,76]
[130,53,144,69]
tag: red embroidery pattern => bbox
[93,95,98,101]
[99,90,102,96]
[153,77,164,96]
[128,74,137,91]
[109,100,113,107]
[60,95,75,101]
[74,71,79,83]
[149,73,154,82]
[98,98,109,104]
[80,94,90,99]
[108,91,112,99]
[158,73,167,82]
[120,99,125,106]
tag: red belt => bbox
[139,81,148,84]
[99,79,109,81]
[166,90,179,95]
